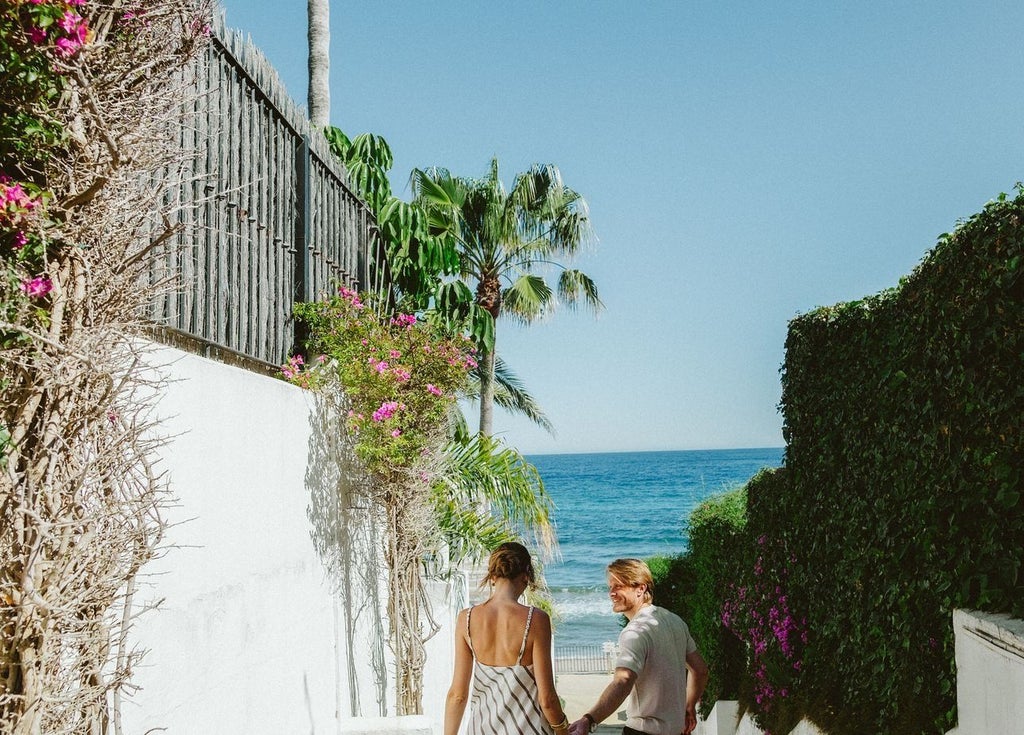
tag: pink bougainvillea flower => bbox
[390,429,402,438]
[54,37,80,56]
[389,349,401,359]
[28,27,47,44]
[59,11,83,34]
[426,384,443,397]
[372,400,401,422]
[12,231,27,250]
[1,182,37,210]
[20,276,53,298]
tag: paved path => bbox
[557,673,624,728]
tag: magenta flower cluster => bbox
[2,177,54,299]
[338,286,365,309]
[20,276,53,299]
[722,534,808,717]
[281,354,304,379]
[372,400,403,422]
[20,1,91,59]
[2,178,41,251]
[390,313,416,328]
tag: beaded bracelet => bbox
[549,716,569,731]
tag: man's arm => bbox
[568,667,637,735]
[682,650,709,735]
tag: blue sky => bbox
[220,1,1024,455]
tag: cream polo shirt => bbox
[614,605,698,735]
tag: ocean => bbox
[529,447,785,649]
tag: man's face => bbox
[607,573,645,616]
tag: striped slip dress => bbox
[467,605,550,735]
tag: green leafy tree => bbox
[412,158,602,436]
[323,130,556,432]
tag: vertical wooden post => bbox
[293,134,313,356]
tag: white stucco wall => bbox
[949,608,1024,735]
[120,345,459,735]
[692,701,823,735]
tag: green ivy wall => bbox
[770,189,1024,734]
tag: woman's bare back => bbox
[466,599,536,667]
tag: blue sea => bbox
[529,447,784,649]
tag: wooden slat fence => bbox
[149,15,388,369]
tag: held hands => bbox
[568,717,591,735]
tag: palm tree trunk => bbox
[307,0,330,129]
[479,346,496,437]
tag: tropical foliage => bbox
[293,287,477,474]
[412,159,602,435]
[284,285,557,714]
[322,128,554,432]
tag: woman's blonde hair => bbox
[607,558,654,603]
[480,542,535,588]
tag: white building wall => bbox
[121,345,459,735]
[949,609,1024,735]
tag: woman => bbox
[445,542,569,735]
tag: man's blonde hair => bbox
[607,558,654,603]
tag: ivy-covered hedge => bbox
[762,189,1024,734]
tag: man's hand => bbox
[682,705,697,735]
[568,717,591,735]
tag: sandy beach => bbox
[556,673,624,729]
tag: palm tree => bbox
[307,0,330,128]
[413,159,602,436]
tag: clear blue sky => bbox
[220,1,1024,455]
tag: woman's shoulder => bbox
[527,605,551,629]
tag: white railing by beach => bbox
[554,643,617,674]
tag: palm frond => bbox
[462,356,554,434]
[435,434,558,562]
[557,269,603,313]
[502,274,554,323]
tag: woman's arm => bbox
[444,609,473,735]
[530,610,568,729]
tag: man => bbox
[569,559,709,735]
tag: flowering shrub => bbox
[0,0,91,163]
[722,533,808,731]
[286,287,474,475]
[1,1,95,345]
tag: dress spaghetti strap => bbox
[516,606,535,665]
[466,605,476,656]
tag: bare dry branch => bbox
[1,2,212,733]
